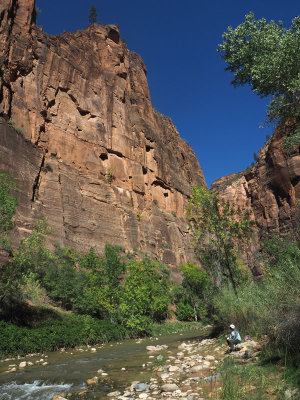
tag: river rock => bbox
[138,393,149,399]
[160,373,170,380]
[135,383,150,391]
[91,348,97,352]
[205,355,215,361]
[161,383,180,392]
[130,381,140,391]
[203,361,211,367]
[169,365,179,372]
[146,345,168,352]
[284,388,300,399]
[244,341,258,349]
[190,365,204,372]
[19,362,27,368]
[178,343,188,349]
[107,391,121,397]
[86,376,99,385]
[52,396,67,400]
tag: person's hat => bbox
[230,324,235,329]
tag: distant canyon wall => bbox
[212,127,300,240]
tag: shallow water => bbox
[0,327,211,400]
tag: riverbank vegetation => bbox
[0,168,299,389]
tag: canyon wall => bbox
[0,0,206,270]
[211,127,300,240]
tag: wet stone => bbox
[135,383,150,391]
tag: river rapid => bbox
[0,326,212,400]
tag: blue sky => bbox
[36,0,300,187]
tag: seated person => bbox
[227,324,241,351]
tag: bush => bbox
[213,236,300,366]
[175,302,195,321]
[0,313,128,357]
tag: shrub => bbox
[283,125,300,153]
[213,236,300,365]
[175,302,195,321]
[0,313,128,357]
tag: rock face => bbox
[0,0,206,268]
[211,127,300,238]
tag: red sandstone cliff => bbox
[0,0,206,270]
[211,127,300,239]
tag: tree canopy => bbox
[218,12,300,124]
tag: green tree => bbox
[0,219,51,313]
[218,12,300,124]
[177,262,211,321]
[13,220,53,278]
[73,245,125,320]
[119,259,171,332]
[188,187,253,294]
[43,245,87,310]
[88,4,98,24]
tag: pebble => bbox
[138,393,149,399]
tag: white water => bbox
[0,380,73,400]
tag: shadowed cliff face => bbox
[0,0,206,269]
[211,127,300,240]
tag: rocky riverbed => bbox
[60,336,264,400]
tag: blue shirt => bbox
[230,329,241,342]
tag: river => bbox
[0,326,212,400]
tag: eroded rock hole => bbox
[77,107,89,116]
[142,166,147,175]
[99,153,108,161]
[48,99,55,108]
